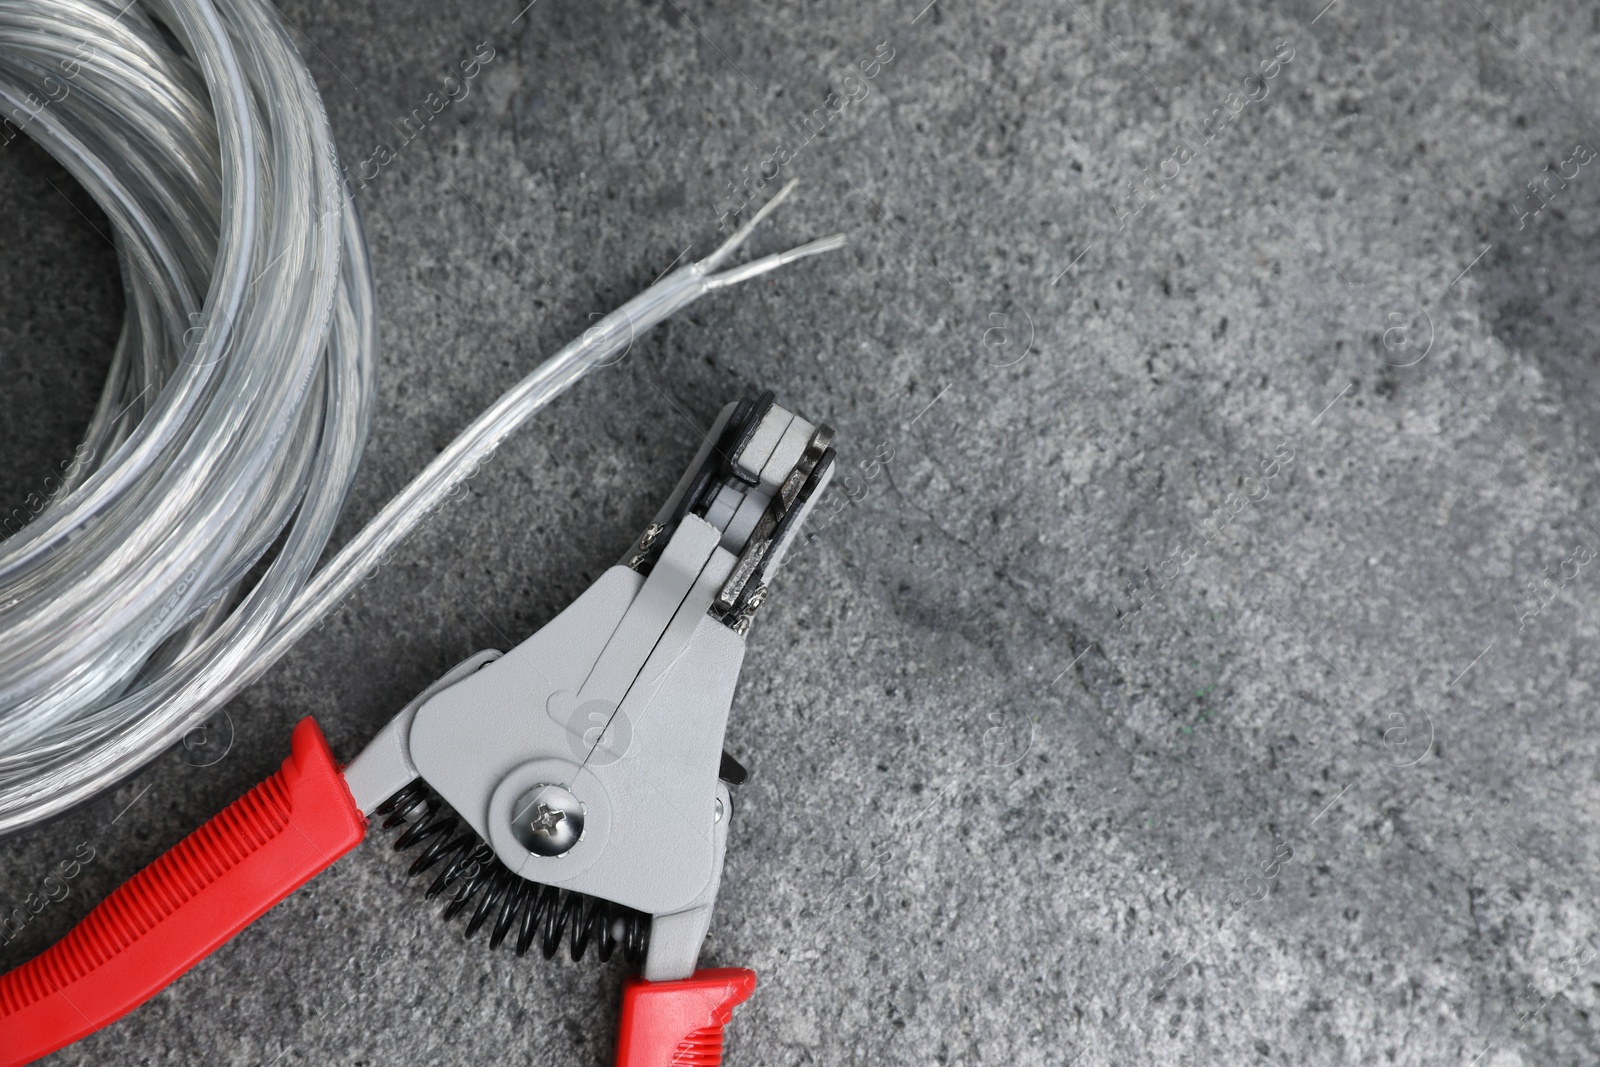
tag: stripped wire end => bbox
[689,179,848,289]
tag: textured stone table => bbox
[4,0,1600,1064]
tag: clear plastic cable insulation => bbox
[0,0,842,836]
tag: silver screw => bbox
[511,783,585,857]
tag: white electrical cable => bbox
[0,0,842,837]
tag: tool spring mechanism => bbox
[376,781,650,964]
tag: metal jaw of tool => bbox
[343,392,835,981]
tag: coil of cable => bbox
[0,0,843,839]
[0,0,376,833]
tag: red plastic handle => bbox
[0,717,366,1067]
[614,967,757,1067]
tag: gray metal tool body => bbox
[342,393,835,980]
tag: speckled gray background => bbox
[5,0,1600,1064]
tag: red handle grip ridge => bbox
[0,717,366,1067]
[615,968,757,1067]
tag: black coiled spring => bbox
[375,780,650,964]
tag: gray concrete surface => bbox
[5,0,1600,1063]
